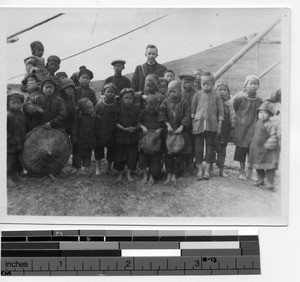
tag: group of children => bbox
[7,41,280,191]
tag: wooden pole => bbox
[214,17,281,81]
[259,60,281,79]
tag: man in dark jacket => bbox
[131,44,167,92]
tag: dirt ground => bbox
[7,143,281,217]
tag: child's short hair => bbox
[146,44,158,53]
[158,77,168,85]
[102,83,118,94]
[201,71,215,82]
[78,68,94,80]
[47,55,61,64]
[164,69,175,76]
[30,41,44,54]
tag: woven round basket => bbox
[166,133,185,154]
[21,126,72,176]
[141,131,161,155]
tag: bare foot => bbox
[116,173,123,182]
[219,169,228,178]
[7,176,16,188]
[127,172,134,182]
[164,174,172,184]
[141,176,148,183]
[148,176,155,185]
[197,165,203,180]
[171,174,177,182]
[238,174,247,181]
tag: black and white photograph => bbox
[1,7,289,224]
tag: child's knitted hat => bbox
[41,79,57,92]
[257,101,274,116]
[215,81,230,94]
[244,74,260,86]
[56,72,68,79]
[178,72,195,81]
[47,55,61,64]
[119,88,135,99]
[30,41,44,53]
[59,78,75,91]
[78,68,94,80]
[7,92,24,103]
[103,83,118,93]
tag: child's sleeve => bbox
[90,90,97,106]
[227,102,235,128]
[182,103,191,128]
[190,93,198,118]
[25,57,38,74]
[71,115,79,144]
[49,97,66,128]
[232,92,243,112]
[158,99,168,123]
[264,121,278,150]
[22,97,40,115]
[131,66,141,92]
[216,94,224,121]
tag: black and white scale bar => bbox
[1,256,260,275]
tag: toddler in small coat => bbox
[72,98,97,174]
[95,83,120,175]
[248,102,278,190]
[74,68,97,107]
[7,93,27,187]
[139,95,163,184]
[159,80,192,184]
[211,81,235,177]
[114,88,141,182]
[22,41,49,96]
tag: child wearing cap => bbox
[59,78,76,136]
[104,60,131,94]
[56,72,68,81]
[22,41,49,96]
[211,81,235,177]
[72,98,97,174]
[159,80,192,184]
[70,66,86,87]
[179,72,198,174]
[23,79,66,131]
[233,74,263,181]
[191,72,224,180]
[75,68,97,107]
[138,95,163,184]
[114,88,141,182]
[193,69,203,91]
[46,55,62,87]
[7,93,27,187]
[95,83,120,175]
[164,70,176,83]
[248,102,278,190]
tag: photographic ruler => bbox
[1,229,260,276]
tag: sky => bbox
[3,8,285,83]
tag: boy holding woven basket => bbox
[139,95,163,185]
[159,80,192,184]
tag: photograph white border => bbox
[0,1,290,226]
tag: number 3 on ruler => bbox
[194,260,200,267]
